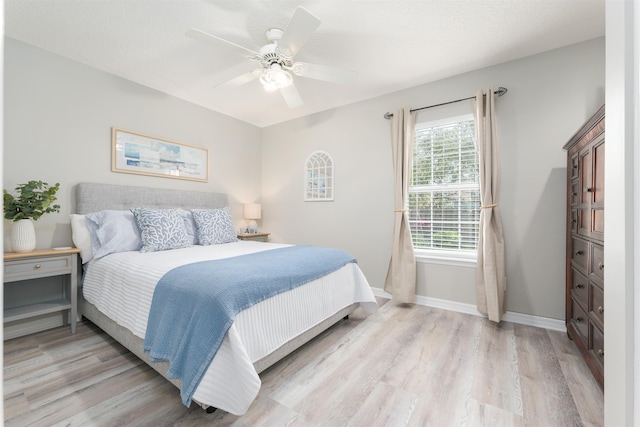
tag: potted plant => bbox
[4,181,60,252]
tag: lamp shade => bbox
[259,64,292,91]
[243,203,262,220]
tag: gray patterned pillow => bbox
[130,208,192,253]
[191,207,238,245]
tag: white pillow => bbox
[70,214,93,264]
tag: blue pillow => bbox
[85,210,142,260]
[191,207,238,245]
[178,209,198,245]
[131,208,192,253]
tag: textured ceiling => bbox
[5,0,604,128]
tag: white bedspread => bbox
[82,241,377,415]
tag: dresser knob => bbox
[575,250,584,256]
[34,264,41,269]
[576,283,584,289]
[598,262,604,270]
[575,316,583,322]
[598,306,604,314]
[597,349,604,358]
[584,188,593,193]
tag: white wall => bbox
[261,37,605,320]
[604,0,637,424]
[3,38,262,250]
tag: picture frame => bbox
[111,128,208,182]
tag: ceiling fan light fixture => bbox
[260,63,293,91]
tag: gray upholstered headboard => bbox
[75,182,228,214]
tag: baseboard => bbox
[371,287,566,332]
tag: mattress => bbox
[82,240,377,415]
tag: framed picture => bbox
[112,128,208,182]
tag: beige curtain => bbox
[474,88,506,322]
[384,108,417,303]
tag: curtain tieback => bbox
[481,203,497,209]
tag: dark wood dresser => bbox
[563,104,605,389]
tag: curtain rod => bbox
[383,87,508,119]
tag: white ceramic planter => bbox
[11,219,36,253]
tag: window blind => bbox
[409,119,480,251]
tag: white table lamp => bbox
[243,203,262,233]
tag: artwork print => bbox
[112,128,208,182]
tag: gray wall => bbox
[4,38,262,250]
[4,36,605,321]
[261,37,605,320]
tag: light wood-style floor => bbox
[4,299,603,426]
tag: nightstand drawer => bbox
[237,232,270,242]
[4,256,72,281]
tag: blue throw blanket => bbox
[143,245,357,407]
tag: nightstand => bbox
[237,232,271,242]
[4,248,80,339]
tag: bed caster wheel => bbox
[206,406,218,414]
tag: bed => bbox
[73,182,377,415]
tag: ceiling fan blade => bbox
[291,62,357,85]
[214,70,261,90]
[278,7,321,57]
[280,83,304,109]
[186,29,259,59]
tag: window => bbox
[408,115,479,261]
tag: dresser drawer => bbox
[4,256,72,282]
[571,237,589,273]
[589,243,604,283]
[590,323,604,367]
[571,268,588,310]
[571,299,589,344]
[590,283,604,327]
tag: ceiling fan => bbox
[186,6,357,109]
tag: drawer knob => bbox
[576,283,584,289]
[34,264,41,269]
[575,250,584,256]
[575,316,583,322]
[598,262,604,271]
[598,306,604,314]
[584,187,593,193]
[597,349,604,358]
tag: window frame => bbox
[409,113,479,265]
